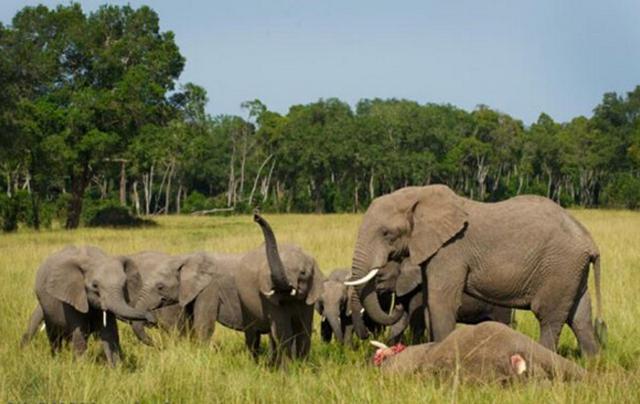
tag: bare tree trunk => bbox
[262,158,276,203]
[164,159,175,215]
[227,141,236,207]
[119,160,127,206]
[132,180,141,215]
[176,182,182,214]
[369,168,375,200]
[248,154,273,206]
[154,162,170,214]
[143,164,155,215]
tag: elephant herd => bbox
[21,185,607,382]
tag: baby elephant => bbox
[375,322,585,382]
[32,245,154,366]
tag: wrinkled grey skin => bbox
[374,259,514,345]
[315,269,359,344]
[379,322,585,382]
[122,251,185,345]
[121,214,324,365]
[235,213,325,364]
[30,245,154,366]
[123,250,245,343]
[350,185,605,356]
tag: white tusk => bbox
[344,269,379,286]
[321,315,326,321]
[290,289,297,296]
[39,323,46,332]
[370,340,389,350]
[265,290,275,296]
[103,311,107,327]
[360,308,365,315]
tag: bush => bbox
[83,199,155,227]
[602,173,640,209]
[181,191,218,214]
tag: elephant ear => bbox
[305,261,325,305]
[408,185,468,266]
[395,261,422,296]
[178,254,214,307]
[45,257,88,313]
[120,256,142,304]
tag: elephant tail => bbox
[592,254,607,347]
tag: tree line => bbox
[1,4,640,231]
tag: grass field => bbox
[1,211,639,403]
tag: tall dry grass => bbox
[1,211,639,402]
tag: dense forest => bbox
[1,4,640,231]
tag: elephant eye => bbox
[91,281,99,290]
[157,283,166,291]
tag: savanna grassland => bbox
[1,211,639,403]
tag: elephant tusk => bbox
[344,269,379,286]
[103,311,107,327]
[360,308,365,315]
[265,290,275,296]
[370,340,389,350]
[39,323,46,332]
[321,315,326,321]
[290,289,297,296]
[389,293,396,316]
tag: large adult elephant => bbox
[348,185,605,355]
[31,245,155,366]
[371,258,514,345]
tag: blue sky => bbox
[2,1,639,124]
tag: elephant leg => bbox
[192,291,219,342]
[100,312,122,367]
[426,263,466,342]
[567,290,599,356]
[344,323,353,346]
[320,318,333,342]
[21,304,44,347]
[292,308,313,359]
[44,322,64,355]
[408,294,427,344]
[70,326,88,358]
[388,311,409,345]
[244,329,261,359]
[269,312,293,366]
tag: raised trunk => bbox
[253,213,291,292]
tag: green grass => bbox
[1,211,639,403]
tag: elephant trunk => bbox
[105,288,154,323]
[254,212,292,293]
[350,240,403,326]
[348,287,370,339]
[325,305,344,344]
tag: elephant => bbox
[316,269,375,345]
[369,258,514,345]
[121,251,191,345]
[31,245,155,366]
[123,213,324,364]
[374,322,585,382]
[348,185,606,356]
[233,212,325,363]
